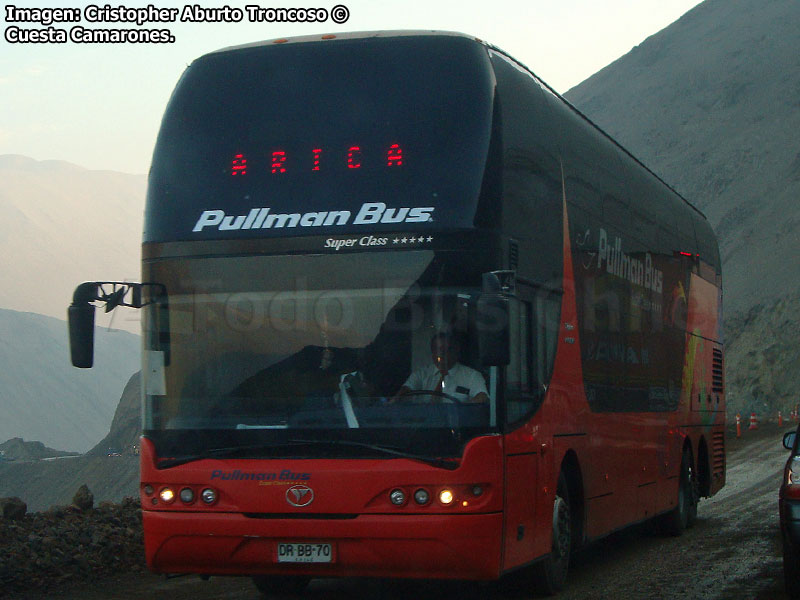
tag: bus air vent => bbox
[711,347,724,393]
[508,240,519,270]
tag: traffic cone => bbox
[779,411,783,427]
[749,412,758,430]
[736,413,741,438]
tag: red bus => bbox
[69,31,725,594]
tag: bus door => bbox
[502,289,551,568]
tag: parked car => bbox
[106,447,122,457]
[780,426,800,598]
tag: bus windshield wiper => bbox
[156,439,459,470]
[156,441,318,469]
[287,439,460,471]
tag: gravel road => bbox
[31,425,790,600]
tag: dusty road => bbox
[32,425,790,600]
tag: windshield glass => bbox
[142,251,498,460]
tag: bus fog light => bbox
[159,487,175,503]
[472,485,484,496]
[143,485,154,496]
[414,489,430,505]
[201,488,217,504]
[179,487,195,503]
[389,489,407,506]
[439,489,454,505]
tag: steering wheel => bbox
[397,389,466,404]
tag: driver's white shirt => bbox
[403,363,488,401]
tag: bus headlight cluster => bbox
[386,484,488,508]
[142,484,219,506]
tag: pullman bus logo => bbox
[286,485,314,507]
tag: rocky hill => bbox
[0,308,139,453]
[0,438,78,462]
[87,373,142,458]
[564,0,800,417]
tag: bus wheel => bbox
[662,449,697,536]
[534,473,571,595]
[252,575,311,596]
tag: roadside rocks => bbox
[72,484,94,512]
[0,497,27,520]
[0,491,145,597]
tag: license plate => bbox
[276,542,334,563]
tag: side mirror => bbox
[476,294,509,366]
[784,431,797,451]
[68,302,96,368]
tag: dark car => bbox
[781,426,800,598]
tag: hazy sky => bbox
[1,0,704,174]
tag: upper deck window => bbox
[146,35,495,242]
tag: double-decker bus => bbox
[68,31,725,595]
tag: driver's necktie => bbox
[433,371,447,401]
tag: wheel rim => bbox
[552,495,571,560]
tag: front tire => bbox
[533,473,571,595]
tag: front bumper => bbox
[144,510,504,580]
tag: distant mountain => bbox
[0,437,78,461]
[0,155,145,332]
[87,372,142,457]
[0,309,139,452]
[564,0,800,416]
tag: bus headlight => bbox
[414,489,431,505]
[389,488,407,506]
[201,488,218,505]
[438,489,454,505]
[159,487,175,503]
[179,487,195,503]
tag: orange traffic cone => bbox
[749,412,758,430]
[779,411,783,427]
[736,413,741,438]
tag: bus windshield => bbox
[142,251,498,460]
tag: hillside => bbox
[0,438,78,461]
[0,309,139,452]
[87,372,142,457]
[0,373,142,512]
[0,455,139,513]
[564,0,800,416]
[0,155,145,332]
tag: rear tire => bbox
[252,575,311,597]
[662,449,697,536]
[533,473,571,595]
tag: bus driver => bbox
[393,333,488,403]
